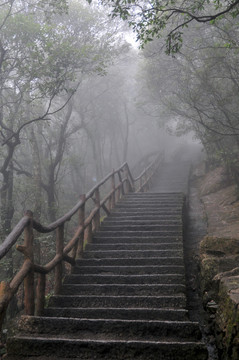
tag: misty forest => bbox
[0,0,239,359]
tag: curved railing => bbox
[0,153,163,331]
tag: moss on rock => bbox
[214,276,239,359]
[200,236,239,358]
[200,236,239,256]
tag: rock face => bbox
[200,236,239,303]
[213,272,239,359]
[198,165,239,359]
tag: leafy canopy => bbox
[88,0,239,54]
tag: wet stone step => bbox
[99,225,182,232]
[60,283,186,296]
[86,243,183,251]
[123,192,184,199]
[102,219,182,225]
[116,201,183,206]
[7,337,208,360]
[83,249,183,259]
[113,206,183,211]
[115,199,183,205]
[75,257,184,267]
[123,192,183,196]
[64,274,185,285]
[48,294,187,309]
[109,212,183,218]
[111,208,182,214]
[119,195,183,199]
[5,182,208,360]
[16,316,202,341]
[94,230,182,237]
[116,201,183,207]
[107,214,182,220]
[72,265,185,275]
[92,236,183,244]
[44,307,189,321]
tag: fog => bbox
[0,0,237,237]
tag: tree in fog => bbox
[0,0,125,238]
[139,15,239,181]
[92,0,239,54]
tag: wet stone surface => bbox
[184,172,219,360]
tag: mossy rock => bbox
[214,276,239,360]
[200,253,239,295]
[200,236,239,256]
[200,256,219,290]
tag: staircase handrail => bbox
[0,153,163,332]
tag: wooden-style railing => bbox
[0,154,163,331]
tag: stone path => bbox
[6,161,208,359]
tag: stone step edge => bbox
[61,284,186,289]
[7,336,206,346]
[7,337,208,359]
[49,294,186,300]
[18,315,200,326]
[45,306,188,312]
[66,274,185,278]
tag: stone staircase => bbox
[6,190,208,359]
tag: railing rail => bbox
[0,153,163,331]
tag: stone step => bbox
[116,201,183,206]
[102,219,182,225]
[109,213,182,219]
[99,225,182,232]
[94,230,182,237]
[105,214,182,220]
[111,209,182,215]
[115,197,184,208]
[64,274,185,285]
[48,294,187,308]
[60,283,186,296]
[123,192,183,197]
[15,316,202,341]
[5,178,208,360]
[83,249,183,259]
[75,257,184,267]
[113,205,183,211]
[92,236,183,244]
[72,265,185,275]
[119,194,183,199]
[114,194,182,200]
[86,242,183,251]
[7,337,208,360]
[44,307,189,321]
[123,192,184,201]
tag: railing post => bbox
[139,177,143,193]
[94,188,100,232]
[145,168,149,191]
[125,167,131,194]
[36,273,46,316]
[76,194,85,259]
[85,222,93,244]
[0,282,11,333]
[143,168,147,192]
[24,210,35,315]
[118,170,125,196]
[54,223,64,295]
[110,171,115,209]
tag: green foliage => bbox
[138,13,239,182]
[92,0,239,54]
